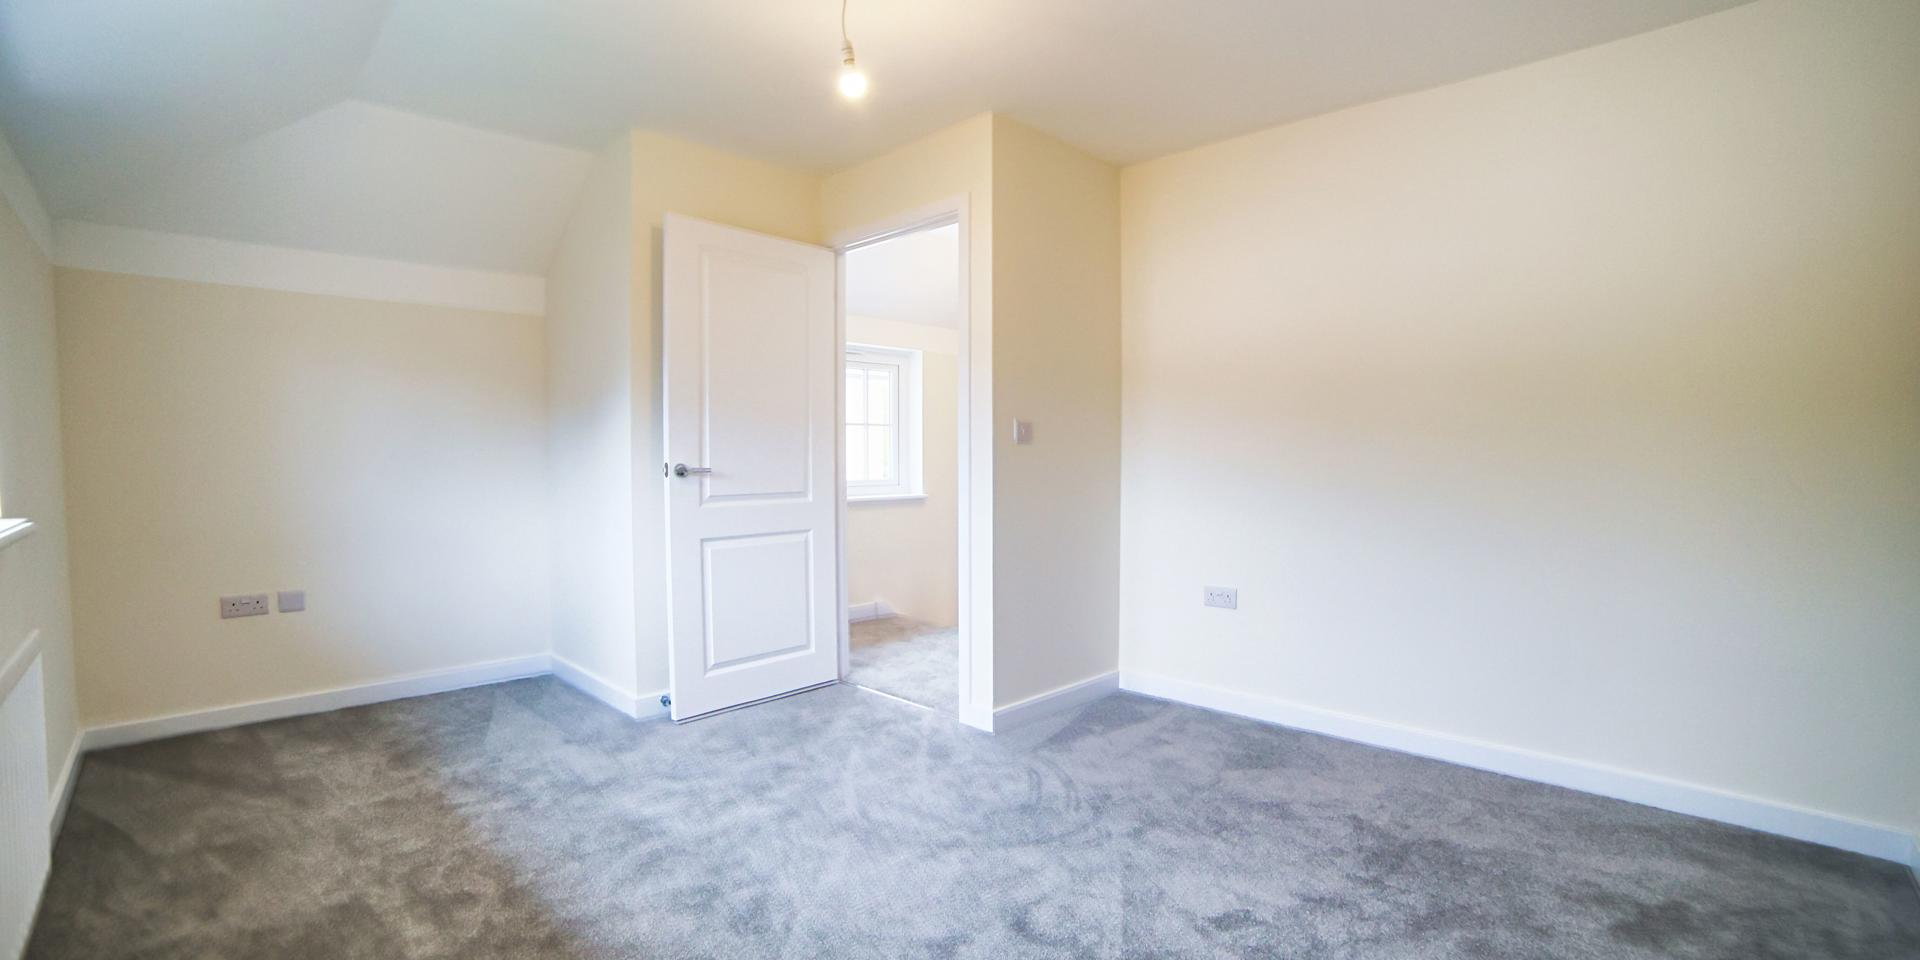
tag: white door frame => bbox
[831,194,992,730]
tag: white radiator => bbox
[0,635,49,960]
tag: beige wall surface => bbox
[0,168,79,787]
[846,315,960,627]
[628,131,823,696]
[822,115,997,712]
[1119,0,1920,833]
[822,113,1125,713]
[57,270,553,725]
[990,116,1122,707]
[546,137,639,697]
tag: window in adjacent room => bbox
[0,503,29,552]
[845,344,923,500]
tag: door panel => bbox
[700,249,814,502]
[664,214,838,721]
[702,531,814,672]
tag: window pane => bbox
[846,425,868,483]
[868,425,894,482]
[845,368,866,424]
[866,367,894,425]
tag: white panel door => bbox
[663,213,839,721]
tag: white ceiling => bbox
[65,101,593,273]
[0,0,1752,273]
[847,225,960,328]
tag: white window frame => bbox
[845,344,924,502]
[0,518,32,552]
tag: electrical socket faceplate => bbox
[277,590,306,613]
[221,594,270,619]
[1204,586,1238,610]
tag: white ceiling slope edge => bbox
[54,221,546,316]
[0,0,1752,275]
[65,101,594,275]
[0,129,51,257]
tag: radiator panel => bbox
[0,652,49,960]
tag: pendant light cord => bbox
[840,0,855,62]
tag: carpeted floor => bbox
[847,616,957,715]
[27,678,1920,959]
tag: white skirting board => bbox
[1120,670,1914,864]
[48,736,81,844]
[548,653,667,720]
[70,655,666,761]
[991,671,1119,733]
[958,701,995,732]
[82,655,554,752]
[847,600,894,623]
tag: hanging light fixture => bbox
[837,0,868,100]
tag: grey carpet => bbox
[847,616,957,715]
[27,678,1920,959]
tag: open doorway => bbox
[838,218,963,716]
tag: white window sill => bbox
[0,519,34,552]
[848,493,927,505]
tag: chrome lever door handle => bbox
[673,463,712,477]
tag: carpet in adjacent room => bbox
[847,616,957,715]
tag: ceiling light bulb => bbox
[838,64,868,99]
[838,41,867,100]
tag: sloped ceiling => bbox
[0,0,1752,274]
[847,225,960,329]
[0,0,391,219]
[69,101,592,273]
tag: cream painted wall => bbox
[990,116,1122,707]
[821,113,1125,713]
[846,314,963,358]
[57,270,552,725]
[1119,0,1920,836]
[0,131,79,790]
[821,115,993,254]
[546,136,638,698]
[627,131,822,696]
[846,315,959,627]
[822,115,996,714]
[547,123,995,707]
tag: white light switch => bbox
[1013,419,1033,445]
